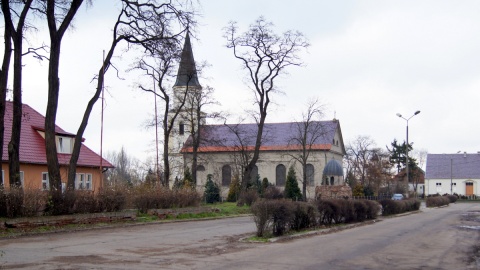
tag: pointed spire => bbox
[174,31,200,87]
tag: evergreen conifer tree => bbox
[284,166,302,201]
[204,174,220,203]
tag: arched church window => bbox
[276,164,286,186]
[222,165,232,186]
[250,165,259,184]
[197,165,205,171]
[330,176,335,186]
[179,122,185,135]
[306,164,314,186]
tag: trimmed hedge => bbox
[251,198,380,237]
[426,196,450,207]
[380,198,421,216]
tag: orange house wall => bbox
[1,163,103,191]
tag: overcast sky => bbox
[13,1,480,166]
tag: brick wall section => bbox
[315,185,353,200]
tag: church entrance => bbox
[466,182,474,196]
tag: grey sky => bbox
[13,1,480,164]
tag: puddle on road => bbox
[458,225,480,230]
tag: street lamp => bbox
[396,110,421,194]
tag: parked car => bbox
[391,194,404,200]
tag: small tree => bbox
[352,185,364,197]
[284,166,302,201]
[226,176,240,202]
[204,174,220,204]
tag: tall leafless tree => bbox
[224,17,309,190]
[287,99,328,201]
[44,0,85,191]
[66,0,194,189]
[1,0,35,187]
[345,135,376,186]
[181,85,219,185]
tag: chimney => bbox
[464,152,467,158]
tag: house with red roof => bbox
[425,153,480,196]
[1,102,113,191]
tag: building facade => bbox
[425,153,480,196]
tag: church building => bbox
[169,34,347,199]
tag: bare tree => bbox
[224,17,309,190]
[287,99,328,201]
[181,85,219,185]
[1,0,36,187]
[66,0,194,189]
[44,0,85,191]
[345,135,376,186]
[135,33,193,188]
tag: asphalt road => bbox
[0,203,479,269]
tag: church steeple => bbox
[174,32,200,87]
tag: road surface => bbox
[0,203,479,269]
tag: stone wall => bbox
[315,185,352,200]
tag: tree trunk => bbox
[0,6,12,186]
[67,39,119,189]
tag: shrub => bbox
[45,191,76,216]
[364,200,381,219]
[226,177,240,202]
[446,194,458,203]
[290,201,317,231]
[96,187,127,212]
[263,186,284,200]
[426,196,450,207]
[22,188,47,217]
[316,199,342,225]
[204,174,220,204]
[352,185,364,197]
[74,190,97,214]
[251,199,275,237]
[352,200,368,222]
[271,200,295,236]
[238,189,259,206]
[380,199,421,216]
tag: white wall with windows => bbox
[425,178,480,196]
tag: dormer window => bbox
[57,136,72,154]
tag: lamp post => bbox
[396,111,421,194]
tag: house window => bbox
[306,164,314,186]
[57,136,72,154]
[179,122,185,135]
[42,172,49,190]
[222,165,231,186]
[276,164,286,186]
[86,174,92,190]
[20,171,24,187]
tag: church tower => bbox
[168,32,203,183]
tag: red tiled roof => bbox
[2,102,113,168]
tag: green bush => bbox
[204,174,220,204]
[251,199,275,237]
[352,200,368,222]
[226,177,240,202]
[380,199,421,216]
[446,194,458,203]
[364,200,381,219]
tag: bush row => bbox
[426,196,450,208]
[0,186,201,218]
[251,199,380,237]
[379,199,421,216]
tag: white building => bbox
[425,153,480,196]
[168,33,346,199]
